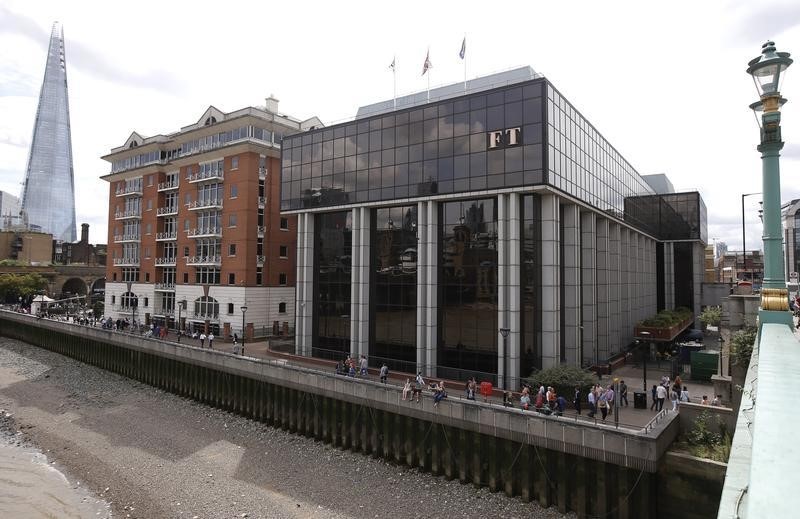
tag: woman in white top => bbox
[402,379,412,401]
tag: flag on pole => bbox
[390,57,395,70]
[459,37,466,60]
[422,50,432,76]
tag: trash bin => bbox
[633,391,647,409]
[480,381,493,401]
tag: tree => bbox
[699,306,722,328]
[0,273,48,303]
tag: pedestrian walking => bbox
[670,387,679,411]
[573,386,582,414]
[413,372,425,403]
[650,385,658,411]
[200,332,206,348]
[587,388,596,418]
[656,384,667,411]
[466,378,477,401]
[598,390,609,421]
[359,355,368,377]
[208,332,215,349]
[379,363,388,384]
[605,385,615,416]
[620,380,628,406]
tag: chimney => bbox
[81,223,89,243]
[264,94,279,114]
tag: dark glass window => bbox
[372,206,418,370]
[438,198,498,381]
[314,211,353,358]
[521,195,539,373]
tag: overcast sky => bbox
[1,0,799,252]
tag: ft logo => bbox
[487,127,522,149]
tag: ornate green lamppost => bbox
[747,41,794,326]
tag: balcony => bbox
[257,226,265,237]
[157,206,179,217]
[191,312,219,322]
[111,304,138,313]
[156,231,177,241]
[258,196,266,208]
[256,255,265,266]
[154,283,175,291]
[187,170,224,183]
[114,209,141,220]
[155,257,177,267]
[185,255,221,266]
[259,167,266,180]
[157,180,179,191]
[188,227,222,238]
[113,234,140,243]
[187,199,223,211]
[153,307,175,317]
[115,185,143,197]
[113,257,140,266]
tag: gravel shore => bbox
[0,336,571,519]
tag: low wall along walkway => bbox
[0,311,680,518]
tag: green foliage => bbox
[731,326,758,367]
[699,306,722,327]
[0,273,48,303]
[0,259,22,266]
[686,410,732,462]
[92,301,104,317]
[527,364,597,397]
[639,307,693,328]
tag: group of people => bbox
[586,382,624,420]
[401,372,447,406]
[651,375,690,412]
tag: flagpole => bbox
[393,56,397,109]
[463,35,467,93]
[427,71,430,102]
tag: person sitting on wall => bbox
[503,391,514,408]
[402,379,412,401]
[433,382,447,407]
[412,372,425,403]
[520,388,531,411]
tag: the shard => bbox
[21,22,77,242]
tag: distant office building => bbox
[20,22,77,242]
[102,98,320,338]
[783,198,800,281]
[282,68,707,386]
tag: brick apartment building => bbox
[101,98,320,338]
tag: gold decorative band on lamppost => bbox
[761,288,789,311]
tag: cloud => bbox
[0,133,28,148]
[783,142,800,160]
[727,1,800,45]
[0,6,185,94]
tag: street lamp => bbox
[240,305,248,355]
[746,41,793,321]
[178,298,186,335]
[499,327,510,390]
[741,192,761,283]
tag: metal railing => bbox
[185,255,221,266]
[188,227,222,238]
[115,185,142,197]
[155,257,177,266]
[187,199,223,210]
[113,234,140,243]
[112,257,140,266]
[156,206,178,216]
[157,180,179,191]
[154,283,175,291]
[114,209,141,220]
[187,170,224,183]
[156,231,177,241]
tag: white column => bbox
[580,211,597,366]
[561,203,581,366]
[357,208,371,357]
[349,208,361,357]
[540,194,560,369]
[608,223,621,355]
[595,218,610,361]
[424,200,438,376]
[497,194,508,389]
[416,201,427,371]
[507,193,522,384]
[296,213,315,356]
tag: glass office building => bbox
[285,68,706,387]
[20,22,77,242]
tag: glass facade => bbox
[438,199,498,379]
[623,192,707,243]
[371,206,418,368]
[521,195,540,374]
[21,23,77,242]
[281,82,545,211]
[314,211,353,358]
